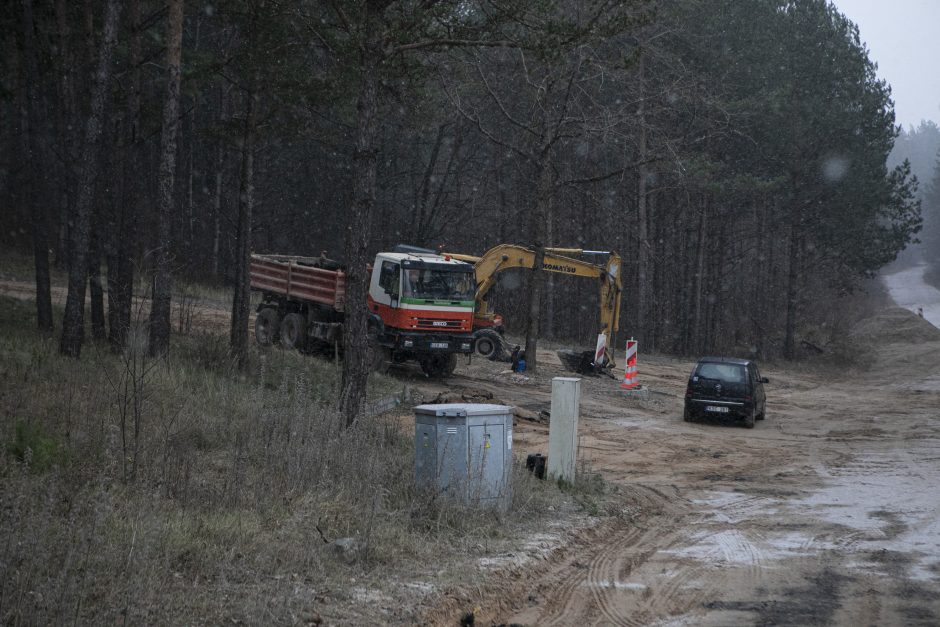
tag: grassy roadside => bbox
[0,294,610,623]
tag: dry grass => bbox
[0,295,584,623]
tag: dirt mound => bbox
[841,307,940,378]
[426,387,547,423]
[427,387,505,405]
[848,307,940,345]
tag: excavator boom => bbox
[446,244,622,367]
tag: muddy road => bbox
[413,311,940,625]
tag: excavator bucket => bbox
[557,349,614,376]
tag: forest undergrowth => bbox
[0,295,592,623]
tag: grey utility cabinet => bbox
[414,403,513,511]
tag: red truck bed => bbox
[249,254,346,311]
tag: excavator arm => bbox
[447,244,622,367]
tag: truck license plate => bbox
[430,342,449,349]
[705,405,729,413]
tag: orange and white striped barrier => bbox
[621,339,638,389]
[593,333,607,366]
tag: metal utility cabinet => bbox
[414,403,513,511]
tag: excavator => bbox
[446,244,623,370]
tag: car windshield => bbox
[402,268,475,301]
[697,363,746,383]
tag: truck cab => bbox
[367,251,477,375]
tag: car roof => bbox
[697,356,753,366]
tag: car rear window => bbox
[696,363,746,383]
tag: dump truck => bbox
[249,247,477,377]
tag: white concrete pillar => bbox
[548,377,581,483]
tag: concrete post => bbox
[548,377,581,483]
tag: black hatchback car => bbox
[683,357,769,428]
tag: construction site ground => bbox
[410,283,940,624]
[2,265,939,625]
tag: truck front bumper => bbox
[387,331,476,354]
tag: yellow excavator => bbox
[446,244,623,369]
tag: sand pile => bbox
[848,307,940,345]
[841,307,940,378]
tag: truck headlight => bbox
[461,342,471,350]
[403,339,414,348]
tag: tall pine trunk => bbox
[783,208,802,360]
[20,0,53,333]
[108,0,141,351]
[53,0,75,268]
[339,29,381,428]
[691,196,708,355]
[523,156,553,374]
[230,91,256,370]
[88,229,106,340]
[59,0,121,358]
[635,51,649,345]
[149,0,184,357]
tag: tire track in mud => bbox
[534,485,675,626]
[528,485,737,627]
[537,526,650,626]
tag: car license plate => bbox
[705,405,729,413]
[430,342,449,349]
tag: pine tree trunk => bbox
[523,157,553,374]
[691,196,708,355]
[635,51,649,345]
[544,203,555,339]
[230,91,256,370]
[212,86,226,279]
[88,229,106,340]
[53,0,74,269]
[20,0,54,333]
[783,208,802,360]
[339,31,381,428]
[186,96,196,267]
[59,0,121,358]
[213,145,224,278]
[148,0,184,357]
[108,0,141,351]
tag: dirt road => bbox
[884,262,940,328]
[416,321,940,623]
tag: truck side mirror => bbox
[760,377,769,384]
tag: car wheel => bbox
[683,406,693,422]
[743,410,755,429]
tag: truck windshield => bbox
[402,269,475,302]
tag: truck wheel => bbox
[371,343,392,374]
[280,313,306,350]
[420,354,452,378]
[474,329,503,361]
[444,353,457,376]
[255,308,280,347]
